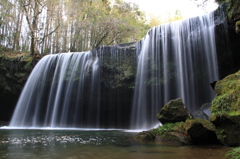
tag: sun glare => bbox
[125,0,218,19]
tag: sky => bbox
[124,0,218,19]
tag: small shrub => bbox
[152,122,185,135]
[225,147,240,159]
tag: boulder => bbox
[184,119,219,144]
[193,111,209,120]
[210,70,240,146]
[155,132,192,146]
[134,131,155,142]
[211,114,240,146]
[193,103,211,120]
[156,98,193,124]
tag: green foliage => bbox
[0,0,150,54]
[222,0,240,21]
[0,54,32,95]
[225,147,240,159]
[211,71,240,117]
[211,93,234,116]
[152,122,185,136]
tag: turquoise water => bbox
[0,129,228,159]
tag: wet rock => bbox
[155,132,192,146]
[184,119,219,144]
[193,111,209,120]
[210,70,240,146]
[193,103,211,120]
[156,98,193,124]
[211,114,240,146]
[134,131,155,142]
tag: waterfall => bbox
[10,52,101,128]
[9,11,221,129]
[9,44,136,129]
[131,12,219,129]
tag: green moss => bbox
[211,71,240,117]
[185,118,216,131]
[152,122,185,137]
[160,132,192,145]
[227,111,240,116]
[225,147,240,159]
[134,131,155,142]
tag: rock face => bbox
[95,42,137,128]
[185,119,219,144]
[156,98,193,124]
[210,70,240,146]
[0,54,34,122]
[214,2,240,79]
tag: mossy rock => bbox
[155,132,192,146]
[210,70,240,146]
[184,119,219,144]
[211,114,240,146]
[134,131,156,142]
[156,98,193,124]
[152,122,192,145]
[211,70,240,116]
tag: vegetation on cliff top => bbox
[0,0,150,55]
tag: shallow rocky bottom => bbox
[0,129,229,159]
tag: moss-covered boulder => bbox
[152,122,192,146]
[184,119,219,144]
[134,131,156,142]
[155,132,192,146]
[210,70,240,146]
[156,98,193,124]
[212,115,240,146]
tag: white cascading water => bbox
[131,12,219,129]
[10,52,101,128]
[9,11,221,130]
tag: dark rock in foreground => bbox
[185,119,219,144]
[210,70,240,146]
[156,98,193,124]
[155,132,192,146]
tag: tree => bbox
[149,14,163,27]
[0,0,149,54]
[18,0,59,56]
